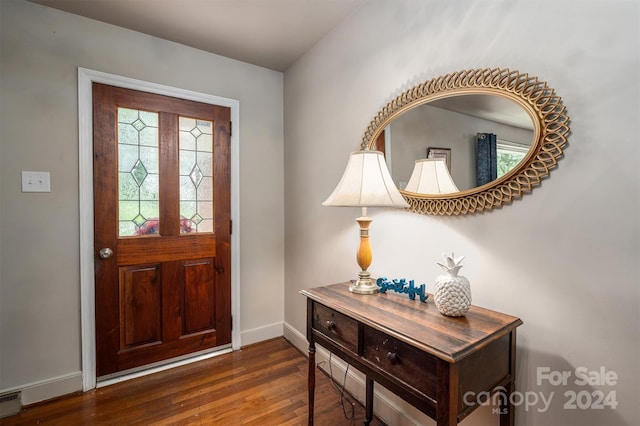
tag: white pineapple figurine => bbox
[433,253,472,317]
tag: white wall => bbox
[284,0,639,425]
[0,0,284,401]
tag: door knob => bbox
[99,247,113,259]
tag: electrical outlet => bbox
[21,171,51,193]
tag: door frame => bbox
[78,68,241,391]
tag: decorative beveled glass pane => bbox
[180,201,197,218]
[179,117,196,130]
[119,200,139,220]
[139,127,159,147]
[197,133,213,153]
[119,173,139,200]
[131,160,148,186]
[140,201,159,220]
[180,149,196,175]
[180,176,197,201]
[197,202,213,222]
[191,213,204,225]
[118,108,139,124]
[118,123,138,145]
[198,152,213,176]
[139,174,160,200]
[197,220,214,233]
[179,116,214,234]
[133,214,147,226]
[117,107,160,236]
[139,146,159,173]
[179,129,196,151]
[118,144,138,172]
[132,119,146,132]
[189,164,204,188]
[119,221,136,236]
[139,110,158,127]
[197,177,213,201]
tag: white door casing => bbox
[78,68,241,390]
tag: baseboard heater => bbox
[0,391,21,418]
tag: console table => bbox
[301,282,522,426]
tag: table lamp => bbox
[323,150,409,294]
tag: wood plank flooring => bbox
[1,338,385,425]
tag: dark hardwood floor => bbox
[1,338,385,425]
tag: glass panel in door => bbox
[117,107,160,237]
[179,116,214,233]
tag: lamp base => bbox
[349,273,379,294]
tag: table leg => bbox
[500,330,517,426]
[436,360,458,426]
[308,342,315,426]
[365,376,374,425]
[499,382,515,426]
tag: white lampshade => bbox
[404,158,459,194]
[323,150,409,208]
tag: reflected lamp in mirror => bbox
[404,159,459,194]
[323,150,409,294]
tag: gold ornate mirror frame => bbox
[362,68,570,215]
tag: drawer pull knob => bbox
[386,352,399,365]
[326,321,335,331]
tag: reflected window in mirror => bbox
[497,139,529,178]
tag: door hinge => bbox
[230,315,233,331]
[230,219,232,235]
[229,121,232,137]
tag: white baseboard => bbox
[282,322,429,425]
[282,321,308,350]
[0,371,83,407]
[240,321,284,347]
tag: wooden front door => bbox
[93,83,232,377]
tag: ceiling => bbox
[28,0,367,71]
[431,95,534,130]
[25,0,530,129]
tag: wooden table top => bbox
[301,282,522,363]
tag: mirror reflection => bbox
[383,94,535,194]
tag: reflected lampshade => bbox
[404,158,459,194]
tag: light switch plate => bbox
[21,171,51,193]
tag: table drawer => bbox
[363,326,437,399]
[312,302,359,353]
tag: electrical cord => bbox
[318,353,356,420]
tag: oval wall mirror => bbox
[362,68,570,215]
